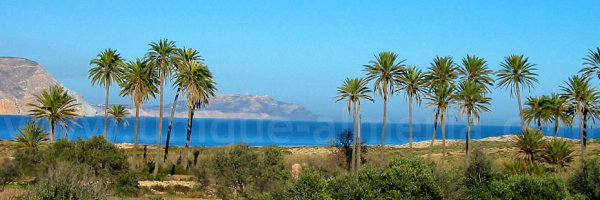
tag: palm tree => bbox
[496,55,538,131]
[396,66,426,151]
[363,52,404,147]
[89,49,125,139]
[545,94,573,137]
[334,78,373,173]
[13,122,48,148]
[458,55,494,91]
[27,85,80,142]
[175,61,216,169]
[561,75,600,165]
[424,56,457,164]
[108,104,129,143]
[454,81,491,157]
[147,39,177,175]
[425,83,455,164]
[543,138,574,171]
[120,58,159,167]
[515,128,545,163]
[579,47,600,80]
[164,48,203,161]
[523,96,549,131]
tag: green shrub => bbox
[569,159,600,199]
[13,147,45,177]
[287,169,332,200]
[255,146,289,193]
[378,157,443,199]
[30,161,108,200]
[213,144,259,198]
[506,175,569,200]
[0,158,20,191]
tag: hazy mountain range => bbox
[0,57,317,121]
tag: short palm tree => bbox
[496,54,538,131]
[89,48,125,139]
[579,47,600,80]
[363,51,404,147]
[515,128,545,163]
[164,48,203,162]
[561,75,600,164]
[14,122,48,148]
[108,104,129,143]
[120,58,159,167]
[27,85,80,142]
[454,81,491,157]
[545,93,573,137]
[175,61,216,169]
[396,66,426,151]
[458,55,494,91]
[147,39,177,175]
[543,138,574,171]
[523,96,549,131]
[425,83,455,164]
[335,77,373,173]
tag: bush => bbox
[213,144,259,198]
[13,147,45,177]
[255,146,289,193]
[330,130,367,170]
[570,159,600,199]
[505,175,569,199]
[0,158,20,190]
[286,169,332,200]
[378,157,443,199]
[30,161,108,200]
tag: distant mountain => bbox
[96,94,317,121]
[0,57,97,115]
[0,57,316,120]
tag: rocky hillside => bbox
[0,57,97,115]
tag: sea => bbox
[0,115,597,146]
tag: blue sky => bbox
[0,1,599,125]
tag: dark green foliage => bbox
[379,157,443,199]
[506,175,569,200]
[464,150,497,188]
[0,158,20,190]
[13,147,45,177]
[570,159,600,199]
[255,146,289,193]
[286,169,332,200]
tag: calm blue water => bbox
[0,115,597,146]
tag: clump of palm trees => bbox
[508,128,574,174]
[87,39,216,171]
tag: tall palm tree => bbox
[147,39,177,175]
[454,81,491,157]
[396,66,426,151]
[496,55,538,131]
[334,78,373,173]
[458,55,494,91]
[425,83,455,164]
[164,48,203,161]
[89,48,125,139]
[175,61,216,169]
[545,94,573,137]
[27,85,80,142]
[523,96,549,131]
[425,56,457,164]
[120,58,159,167]
[363,51,404,147]
[108,104,129,143]
[561,75,600,165]
[579,47,600,80]
[13,122,48,148]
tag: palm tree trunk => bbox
[50,120,56,142]
[554,118,559,138]
[164,87,181,161]
[516,84,526,131]
[409,97,414,152]
[113,122,118,143]
[381,98,387,147]
[351,102,357,173]
[427,111,439,161]
[154,74,165,176]
[582,110,588,165]
[466,112,471,158]
[104,85,109,139]
[357,115,362,171]
[537,119,542,133]
[134,103,140,168]
[183,106,195,170]
[441,112,447,166]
